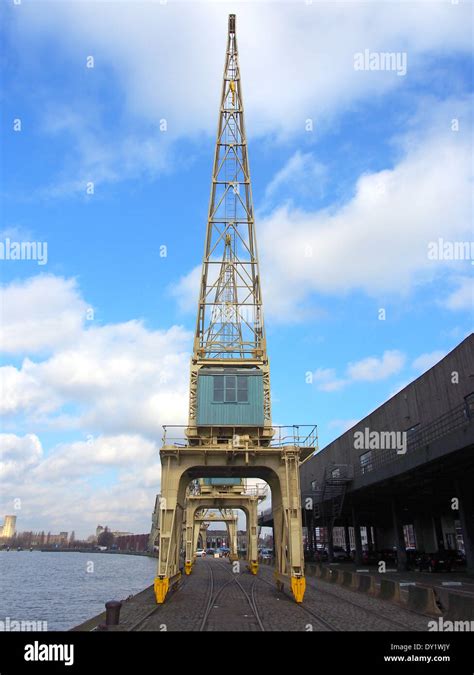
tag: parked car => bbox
[332,546,350,561]
[362,550,380,565]
[416,551,452,572]
[379,548,398,564]
[444,549,466,568]
[195,548,205,557]
[260,548,273,560]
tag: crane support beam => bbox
[155,444,309,603]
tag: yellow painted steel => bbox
[249,561,258,575]
[154,577,169,604]
[153,12,312,606]
[291,576,306,603]
[185,561,193,575]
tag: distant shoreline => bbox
[1,548,157,557]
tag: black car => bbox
[363,550,380,565]
[406,548,421,569]
[443,549,466,568]
[379,548,398,564]
[416,551,452,572]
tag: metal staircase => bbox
[312,464,353,524]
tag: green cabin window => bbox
[213,375,248,403]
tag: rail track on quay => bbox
[124,558,428,632]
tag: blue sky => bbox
[0,0,472,537]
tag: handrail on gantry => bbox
[161,424,318,449]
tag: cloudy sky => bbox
[1,0,472,538]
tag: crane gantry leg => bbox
[154,445,309,604]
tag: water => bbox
[0,551,157,631]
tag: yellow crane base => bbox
[291,576,306,603]
[185,561,193,575]
[249,561,258,575]
[154,577,169,604]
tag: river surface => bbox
[0,550,157,631]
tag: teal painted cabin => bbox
[202,478,242,486]
[197,368,264,426]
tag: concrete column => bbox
[433,515,445,551]
[366,524,374,551]
[352,506,363,566]
[414,515,437,553]
[327,524,334,562]
[441,515,457,550]
[391,498,408,571]
[344,522,351,557]
[372,526,379,552]
[455,479,474,574]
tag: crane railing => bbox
[161,424,318,449]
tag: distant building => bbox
[116,534,149,552]
[0,515,17,539]
[46,532,68,546]
[95,525,133,541]
[111,531,133,539]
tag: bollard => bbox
[105,600,122,626]
[378,578,401,603]
[408,586,443,617]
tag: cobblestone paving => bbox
[86,558,433,632]
[258,565,430,632]
[136,559,331,632]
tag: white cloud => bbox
[0,275,193,536]
[0,434,43,481]
[1,275,192,434]
[258,100,473,318]
[5,321,192,435]
[13,1,471,134]
[36,106,174,196]
[311,349,406,392]
[264,151,327,203]
[412,350,447,373]
[0,276,87,355]
[170,265,201,314]
[441,276,473,311]
[311,368,348,392]
[347,349,406,382]
[170,261,224,319]
[33,434,158,482]
[8,1,472,187]
[0,432,161,536]
[312,367,336,381]
[0,365,58,416]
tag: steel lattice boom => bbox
[194,13,265,362]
